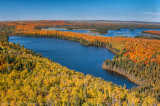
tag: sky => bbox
[0,0,160,22]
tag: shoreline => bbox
[102,62,142,86]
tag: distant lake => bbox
[45,28,160,37]
[9,36,137,89]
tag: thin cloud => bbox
[142,12,160,15]
[86,16,108,20]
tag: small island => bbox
[129,29,135,31]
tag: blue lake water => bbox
[9,36,137,89]
[45,28,160,37]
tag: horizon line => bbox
[0,19,160,23]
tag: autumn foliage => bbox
[0,40,158,105]
[15,29,160,65]
[1,21,160,104]
[142,30,160,36]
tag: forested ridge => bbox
[0,21,160,105]
[142,30,160,36]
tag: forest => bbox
[141,30,160,36]
[0,20,160,105]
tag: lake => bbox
[45,28,160,37]
[9,36,137,89]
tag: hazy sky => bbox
[1,0,160,22]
